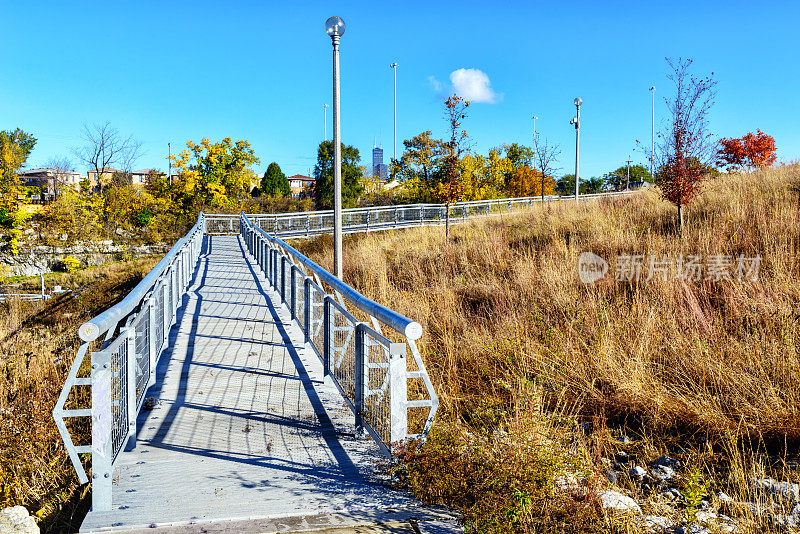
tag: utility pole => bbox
[650,86,656,178]
[323,104,329,141]
[571,98,582,200]
[390,63,398,164]
[626,155,632,190]
[168,142,172,185]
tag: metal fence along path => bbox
[54,210,445,532]
[245,190,635,238]
[54,193,631,531]
[77,235,418,531]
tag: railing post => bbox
[162,283,169,348]
[171,267,178,317]
[304,278,311,342]
[306,215,311,237]
[280,257,287,303]
[323,296,332,380]
[389,342,408,445]
[91,349,113,511]
[124,327,137,451]
[271,249,277,288]
[290,267,297,320]
[354,324,365,436]
[148,301,156,388]
[419,206,423,226]
[394,207,398,227]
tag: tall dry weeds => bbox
[292,166,800,532]
[0,258,160,532]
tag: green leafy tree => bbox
[604,164,653,191]
[313,141,364,209]
[392,131,444,187]
[0,128,37,253]
[260,162,290,197]
[556,174,605,195]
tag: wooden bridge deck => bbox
[80,236,455,533]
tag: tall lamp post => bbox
[326,16,345,280]
[390,62,399,164]
[531,115,538,163]
[323,103,329,141]
[649,86,656,178]
[570,97,582,200]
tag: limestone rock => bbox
[750,476,800,504]
[672,525,710,534]
[641,515,673,531]
[629,465,648,479]
[0,506,39,534]
[599,490,642,515]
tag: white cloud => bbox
[449,68,500,104]
[427,75,443,91]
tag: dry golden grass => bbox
[292,165,800,532]
[0,257,161,532]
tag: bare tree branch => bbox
[73,122,143,191]
[43,156,74,200]
[533,133,561,201]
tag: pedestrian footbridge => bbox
[53,193,628,532]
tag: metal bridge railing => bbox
[246,190,635,238]
[240,213,439,455]
[52,213,206,512]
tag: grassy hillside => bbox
[292,165,800,532]
[0,258,161,532]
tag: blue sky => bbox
[2,0,798,179]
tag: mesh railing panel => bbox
[363,328,392,447]
[109,337,129,463]
[154,286,164,350]
[330,303,358,404]
[281,260,290,304]
[165,275,173,324]
[309,282,325,359]
[205,217,239,235]
[133,312,150,407]
[294,268,304,323]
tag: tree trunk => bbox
[678,203,684,233]
[445,202,450,240]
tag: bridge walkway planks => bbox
[80,235,425,532]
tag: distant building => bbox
[86,168,161,188]
[130,169,161,186]
[287,174,315,198]
[372,144,388,180]
[86,167,122,187]
[18,167,85,199]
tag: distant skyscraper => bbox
[372,142,388,180]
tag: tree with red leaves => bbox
[717,130,777,171]
[654,58,718,232]
[438,94,470,239]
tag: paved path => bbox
[80,236,456,532]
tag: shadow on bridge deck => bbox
[79,235,428,533]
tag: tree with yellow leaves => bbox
[0,129,36,253]
[507,165,556,197]
[170,137,259,214]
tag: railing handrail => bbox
[241,190,634,220]
[240,213,422,340]
[77,213,205,342]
